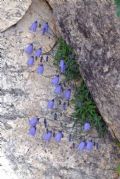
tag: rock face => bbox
[0,0,32,32]
[0,0,120,179]
[46,0,120,141]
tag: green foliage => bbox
[116,163,120,175]
[54,38,107,137]
[115,0,120,17]
[72,81,107,136]
[54,38,80,81]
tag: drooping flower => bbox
[24,43,33,54]
[86,141,94,151]
[59,59,65,67]
[29,20,38,32]
[83,122,91,132]
[43,131,52,142]
[54,84,62,95]
[28,126,36,136]
[27,56,34,66]
[28,117,39,127]
[35,48,42,58]
[47,99,54,109]
[41,22,49,35]
[77,141,86,151]
[37,64,44,74]
[51,75,59,85]
[64,89,71,100]
[55,131,63,143]
[59,59,66,73]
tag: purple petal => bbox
[27,56,34,66]
[47,100,54,109]
[24,43,33,54]
[28,117,39,127]
[41,22,49,35]
[77,141,86,150]
[28,127,36,136]
[51,75,59,85]
[55,132,63,143]
[54,85,62,95]
[59,59,65,67]
[64,89,71,100]
[43,131,52,142]
[63,102,67,110]
[37,64,44,74]
[35,48,42,58]
[83,122,91,132]
[86,141,93,151]
[29,20,38,32]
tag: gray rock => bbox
[0,0,32,32]
[0,0,120,179]
[46,0,120,141]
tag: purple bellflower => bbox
[55,131,63,143]
[37,64,44,74]
[83,122,91,132]
[28,126,36,136]
[24,43,33,55]
[29,20,38,32]
[41,22,49,35]
[51,75,59,85]
[64,89,71,100]
[27,56,34,66]
[86,141,94,151]
[54,84,62,95]
[43,131,52,142]
[59,59,66,73]
[35,48,42,58]
[77,141,86,151]
[28,117,39,127]
[47,99,54,109]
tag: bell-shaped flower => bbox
[59,59,66,73]
[27,56,34,66]
[29,20,38,32]
[41,22,49,35]
[64,89,71,100]
[59,59,65,67]
[28,117,39,127]
[55,131,63,143]
[86,141,94,151]
[35,48,42,58]
[83,122,91,132]
[28,126,36,136]
[51,75,59,85]
[54,84,62,95]
[47,99,54,109]
[37,64,44,74]
[24,43,33,54]
[77,141,86,151]
[43,131,52,142]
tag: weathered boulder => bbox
[0,0,120,179]
[46,0,120,141]
[0,0,32,32]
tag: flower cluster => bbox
[25,20,49,75]
[25,20,95,152]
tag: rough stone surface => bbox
[0,0,120,179]
[46,0,120,141]
[0,0,32,32]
